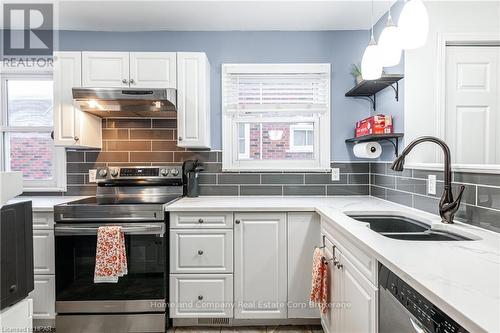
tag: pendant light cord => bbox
[370,0,374,39]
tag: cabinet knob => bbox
[198,250,204,255]
[198,218,204,224]
[122,79,128,84]
[74,136,79,141]
[129,79,135,84]
[9,284,17,293]
[198,295,203,300]
[235,219,241,224]
[50,131,54,140]
[178,137,183,141]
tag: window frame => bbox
[289,124,314,153]
[0,72,66,192]
[222,63,331,172]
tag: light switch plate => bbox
[428,175,437,195]
[331,168,340,181]
[89,169,97,183]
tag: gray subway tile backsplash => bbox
[240,185,283,196]
[305,173,348,185]
[371,162,500,233]
[327,185,369,196]
[261,173,304,184]
[218,173,261,184]
[283,185,326,196]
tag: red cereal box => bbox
[355,115,393,137]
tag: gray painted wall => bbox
[58,29,404,161]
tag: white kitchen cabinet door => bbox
[170,229,233,274]
[170,274,233,318]
[130,52,176,88]
[176,52,211,149]
[30,275,55,321]
[340,253,378,333]
[287,212,321,319]
[82,52,130,87]
[33,229,54,275]
[234,212,287,319]
[0,298,33,332]
[320,239,342,333]
[53,52,102,148]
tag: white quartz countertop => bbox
[167,196,500,333]
[6,196,89,211]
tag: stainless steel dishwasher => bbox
[378,264,469,333]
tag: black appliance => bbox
[0,201,34,310]
[182,160,204,197]
[379,263,469,333]
[53,166,183,333]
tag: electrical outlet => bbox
[89,169,97,183]
[331,168,340,181]
[428,175,437,195]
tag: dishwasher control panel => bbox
[379,264,469,333]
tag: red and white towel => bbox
[310,247,329,313]
[94,226,128,283]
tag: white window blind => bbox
[222,64,331,171]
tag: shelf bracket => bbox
[379,137,400,157]
[355,95,376,111]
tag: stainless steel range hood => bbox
[72,87,176,118]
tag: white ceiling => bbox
[48,1,393,31]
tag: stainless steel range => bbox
[54,166,183,333]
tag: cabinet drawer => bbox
[169,274,233,318]
[33,229,55,274]
[170,212,233,228]
[33,212,54,229]
[170,230,233,273]
[321,217,377,285]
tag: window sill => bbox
[222,167,330,173]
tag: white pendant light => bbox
[361,0,382,80]
[378,10,402,67]
[398,0,429,50]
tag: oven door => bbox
[54,223,166,314]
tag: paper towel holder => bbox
[345,133,404,157]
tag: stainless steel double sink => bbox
[347,215,473,241]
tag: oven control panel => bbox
[97,166,182,180]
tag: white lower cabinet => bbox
[321,225,378,333]
[287,212,321,318]
[234,212,287,319]
[0,298,33,332]
[30,275,56,321]
[33,229,55,275]
[170,274,233,318]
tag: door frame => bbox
[433,32,500,173]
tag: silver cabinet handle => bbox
[198,218,204,224]
[198,295,203,300]
[235,219,241,224]
[122,79,128,84]
[198,250,204,255]
[74,136,79,141]
[129,79,135,84]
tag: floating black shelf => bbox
[345,74,404,111]
[345,133,404,157]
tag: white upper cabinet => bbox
[53,52,102,148]
[176,52,211,149]
[82,51,177,88]
[130,52,176,88]
[234,212,287,319]
[82,52,130,87]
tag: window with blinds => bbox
[222,64,331,171]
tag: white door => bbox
[82,52,130,87]
[234,212,287,319]
[130,52,176,88]
[53,52,81,146]
[340,253,377,333]
[176,52,211,148]
[30,275,56,321]
[287,212,321,318]
[33,229,54,275]
[445,46,500,164]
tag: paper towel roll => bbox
[353,141,382,158]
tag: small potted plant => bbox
[351,64,363,84]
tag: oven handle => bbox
[54,224,165,236]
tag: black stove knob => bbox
[160,168,169,176]
[110,168,119,177]
[98,169,107,177]
[170,168,179,176]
